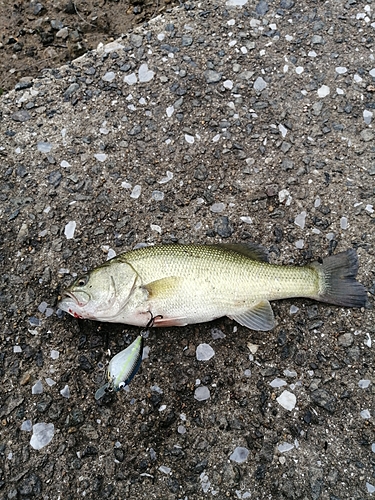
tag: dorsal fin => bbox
[214,243,269,262]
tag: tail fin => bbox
[312,249,367,308]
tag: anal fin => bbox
[229,300,275,331]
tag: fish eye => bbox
[76,275,89,287]
[118,382,126,389]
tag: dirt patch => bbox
[0,0,177,92]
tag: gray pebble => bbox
[256,0,269,15]
[281,158,294,170]
[311,35,324,44]
[280,142,292,153]
[181,35,193,47]
[279,0,294,7]
[130,34,143,48]
[128,125,142,136]
[204,70,222,84]
[64,83,79,99]
[360,129,374,142]
[11,110,31,122]
[337,332,353,347]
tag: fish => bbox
[58,243,367,332]
[95,335,144,400]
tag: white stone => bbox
[360,409,371,419]
[366,483,375,494]
[290,305,299,314]
[369,68,375,77]
[276,390,296,411]
[253,76,267,92]
[94,153,107,162]
[37,142,53,153]
[13,345,22,353]
[158,465,171,474]
[278,124,288,137]
[229,447,249,463]
[295,66,304,74]
[340,217,348,230]
[294,211,307,229]
[21,420,32,431]
[130,185,142,199]
[139,63,155,83]
[278,442,294,453]
[226,0,248,5]
[194,386,210,401]
[363,109,373,125]
[32,380,43,394]
[283,369,297,378]
[185,134,195,144]
[270,378,287,388]
[158,171,173,184]
[224,80,234,89]
[150,224,162,234]
[210,203,226,213]
[295,239,304,249]
[50,350,59,360]
[358,379,371,389]
[335,67,347,74]
[152,190,164,201]
[166,106,174,117]
[240,216,253,224]
[30,423,54,450]
[124,73,137,85]
[102,71,115,82]
[60,385,70,398]
[60,160,70,168]
[196,343,215,361]
[64,221,76,239]
[317,85,330,98]
[45,378,56,386]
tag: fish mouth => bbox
[59,290,90,308]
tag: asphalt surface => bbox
[1,0,375,499]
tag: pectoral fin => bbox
[144,276,182,299]
[229,300,275,331]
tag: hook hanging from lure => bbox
[95,335,144,400]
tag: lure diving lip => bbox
[95,335,144,400]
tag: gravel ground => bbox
[1,0,375,499]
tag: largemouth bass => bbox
[58,243,366,331]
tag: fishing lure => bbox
[95,335,144,400]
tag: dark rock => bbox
[48,171,62,187]
[214,216,233,238]
[310,389,336,413]
[15,81,33,91]
[78,355,93,372]
[194,165,208,181]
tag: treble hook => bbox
[144,311,163,331]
